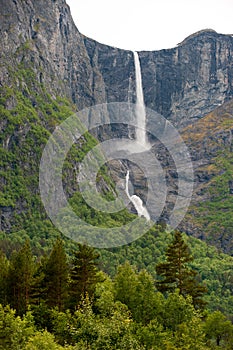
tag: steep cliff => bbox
[140,29,233,127]
[1,0,233,253]
[1,0,233,127]
[0,0,134,111]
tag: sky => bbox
[66,0,233,51]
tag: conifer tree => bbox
[0,250,8,305]
[69,243,102,310]
[7,240,35,315]
[156,230,207,309]
[43,238,69,311]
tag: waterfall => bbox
[133,51,150,149]
[122,53,151,221]
[125,171,150,221]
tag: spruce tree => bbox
[7,240,35,315]
[43,238,69,311]
[156,230,207,309]
[69,243,102,310]
[0,250,8,305]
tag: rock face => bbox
[83,29,233,129]
[140,29,233,127]
[0,0,134,111]
[1,1,233,128]
[1,0,233,252]
[0,0,94,108]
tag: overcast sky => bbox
[66,0,233,51]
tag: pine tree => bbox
[156,230,207,309]
[43,238,69,311]
[7,240,35,315]
[69,243,102,310]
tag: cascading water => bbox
[123,52,151,220]
[125,171,150,221]
[133,51,150,150]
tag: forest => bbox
[0,229,233,350]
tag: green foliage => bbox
[204,311,233,347]
[0,251,8,305]
[7,240,35,316]
[0,72,137,252]
[174,316,208,350]
[25,330,64,350]
[188,149,233,246]
[42,238,69,311]
[114,262,163,324]
[156,230,207,309]
[0,238,232,349]
[162,292,196,331]
[99,227,233,316]
[0,305,34,350]
[69,244,102,309]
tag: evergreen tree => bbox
[156,230,207,309]
[30,259,46,307]
[43,238,69,311]
[69,243,102,310]
[7,240,35,316]
[0,250,8,305]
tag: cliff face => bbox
[0,0,134,111]
[140,30,233,127]
[1,0,233,128]
[1,0,233,252]
[83,29,233,128]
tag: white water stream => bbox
[133,51,150,149]
[123,52,151,221]
[125,171,150,221]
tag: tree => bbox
[7,240,35,315]
[114,262,164,324]
[0,305,34,350]
[69,243,102,310]
[162,292,196,331]
[42,238,69,311]
[25,330,64,350]
[0,250,8,305]
[156,230,207,309]
[174,316,207,350]
[114,262,138,310]
[204,311,233,347]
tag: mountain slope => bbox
[181,99,233,253]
